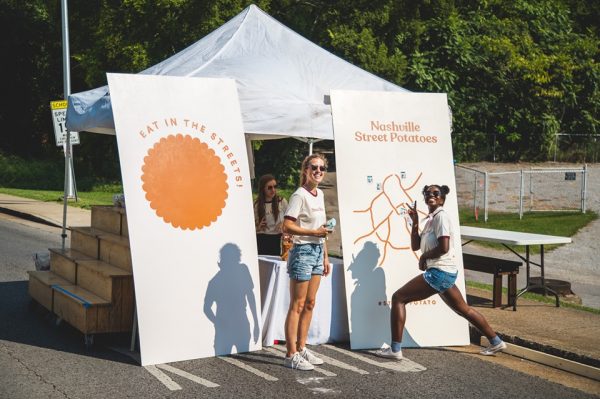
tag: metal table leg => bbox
[516,245,560,307]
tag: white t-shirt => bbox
[420,207,457,273]
[254,198,288,235]
[285,187,326,245]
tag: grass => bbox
[459,208,598,253]
[0,188,116,210]
[465,280,600,314]
[1,185,294,210]
[1,186,596,244]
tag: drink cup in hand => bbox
[325,218,336,233]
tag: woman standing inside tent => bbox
[254,174,288,256]
[376,184,506,359]
[282,154,332,371]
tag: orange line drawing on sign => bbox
[141,134,229,230]
[353,173,427,266]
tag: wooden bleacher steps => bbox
[27,206,133,345]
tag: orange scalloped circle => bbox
[141,134,228,230]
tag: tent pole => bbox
[308,139,313,155]
[60,0,72,250]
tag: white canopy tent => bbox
[66,4,406,140]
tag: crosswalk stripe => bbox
[144,365,182,391]
[324,345,427,372]
[155,364,219,387]
[219,355,279,381]
[272,345,368,375]
[314,366,337,377]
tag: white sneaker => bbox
[480,341,507,356]
[284,352,315,370]
[299,347,324,365]
[373,344,403,360]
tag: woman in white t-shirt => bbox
[281,154,331,371]
[254,174,288,256]
[376,184,506,360]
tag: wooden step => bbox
[48,248,95,283]
[75,261,134,331]
[27,271,72,311]
[91,206,125,236]
[70,227,103,258]
[52,285,116,334]
[98,233,132,272]
[76,259,132,301]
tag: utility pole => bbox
[61,0,76,250]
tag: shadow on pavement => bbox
[0,280,137,365]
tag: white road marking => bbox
[324,345,427,372]
[219,355,279,381]
[273,345,369,375]
[308,387,341,394]
[313,366,337,377]
[155,364,219,388]
[144,365,182,391]
[265,346,337,376]
[297,376,329,385]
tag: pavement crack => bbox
[0,343,71,398]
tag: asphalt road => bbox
[0,213,596,399]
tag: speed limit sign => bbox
[50,100,80,146]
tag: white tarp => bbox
[108,73,261,365]
[331,90,469,349]
[67,4,406,139]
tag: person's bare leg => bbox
[439,285,496,338]
[285,279,309,357]
[297,275,321,350]
[390,275,437,342]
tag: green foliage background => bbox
[0,0,598,188]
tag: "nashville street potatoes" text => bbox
[354,120,438,143]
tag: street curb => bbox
[501,343,600,382]
[498,333,600,369]
[471,328,600,381]
[474,335,600,382]
[470,326,599,368]
[0,206,62,228]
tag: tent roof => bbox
[67,4,406,139]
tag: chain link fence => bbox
[455,164,588,221]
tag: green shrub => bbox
[0,151,63,189]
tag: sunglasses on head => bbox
[309,164,327,172]
[424,190,441,198]
[266,184,277,190]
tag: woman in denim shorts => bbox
[376,184,506,360]
[281,154,332,371]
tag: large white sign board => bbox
[107,74,261,365]
[331,90,469,349]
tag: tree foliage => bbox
[0,0,598,186]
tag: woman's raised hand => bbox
[407,201,419,225]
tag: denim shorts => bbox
[423,267,458,293]
[287,243,324,281]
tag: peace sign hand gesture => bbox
[407,201,419,226]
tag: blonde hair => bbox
[300,154,328,186]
